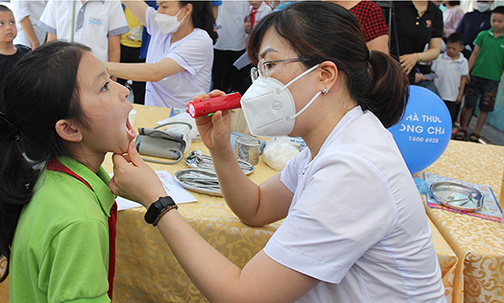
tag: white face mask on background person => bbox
[155,8,186,35]
[240,64,324,137]
[474,2,492,12]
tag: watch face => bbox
[159,196,176,208]
[144,196,177,224]
[145,201,163,224]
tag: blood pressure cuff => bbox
[135,127,186,162]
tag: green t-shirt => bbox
[10,157,115,303]
[471,29,504,81]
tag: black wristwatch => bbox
[144,196,177,225]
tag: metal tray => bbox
[185,152,254,175]
[429,181,484,212]
[174,169,222,196]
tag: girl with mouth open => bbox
[0,41,135,302]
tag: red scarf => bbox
[47,158,117,300]
[250,8,258,31]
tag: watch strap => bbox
[153,204,178,226]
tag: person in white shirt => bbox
[11,0,46,50]
[105,0,216,109]
[108,2,447,302]
[212,0,250,94]
[431,32,468,136]
[38,0,128,62]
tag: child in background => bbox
[456,6,504,142]
[244,1,272,34]
[431,32,468,138]
[0,5,30,104]
[0,41,135,302]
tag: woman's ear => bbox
[183,3,193,18]
[318,61,339,92]
[55,119,83,143]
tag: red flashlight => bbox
[187,93,242,118]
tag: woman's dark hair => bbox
[448,1,460,6]
[181,1,218,44]
[247,1,409,128]
[0,41,90,282]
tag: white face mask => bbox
[240,64,322,137]
[474,2,491,12]
[155,8,186,35]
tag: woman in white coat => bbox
[109,2,446,302]
[106,1,217,109]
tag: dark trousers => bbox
[212,49,252,95]
[443,100,459,125]
[117,44,146,105]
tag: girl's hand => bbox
[192,90,233,154]
[399,53,420,75]
[109,141,166,208]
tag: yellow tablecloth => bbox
[0,104,468,302]
[418,140,504,303]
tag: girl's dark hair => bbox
[448,1,460,6]
[247,1,409,128]
[0,41,91,282]
[181,1,218,44]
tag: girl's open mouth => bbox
[126,117,136,140]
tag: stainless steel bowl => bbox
[429,181,484,212]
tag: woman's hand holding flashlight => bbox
[190,90,235,155]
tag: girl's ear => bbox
[55,119,83,143]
